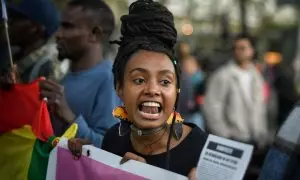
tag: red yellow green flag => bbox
[0,78,77,180]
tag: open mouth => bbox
[138,101,162,120]
[138,101,162,114]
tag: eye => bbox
[133,78,145,85]
[160,80,171,86]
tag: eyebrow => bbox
[129,68,147,74]
[158,69,175,76]
[129,68,175,76]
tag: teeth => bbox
[142,102,160,107]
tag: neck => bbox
[236,60,251,69]
[70,45,103,72]
[14,39,46,62]
[130,125,171,154]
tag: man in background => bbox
[40,0,119,148]
[204,34,269,147]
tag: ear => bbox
[89,26,103,42]
[116,82,124,102]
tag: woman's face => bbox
[117,50,177,129]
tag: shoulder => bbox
[185,123,208,148]
[251,66,264,82]
[208,64,231,83]
[96,61,114,82]
[102,123,120,150]
[176,123,208,156]
[91,61,115,92]
[170,123,207,172]
[97,60,113,73]
[102,123,130,155]
[103,123,120,139]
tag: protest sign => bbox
[46,138,187,180]
[196,135,253,180]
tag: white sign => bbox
[46,138,187,180]
[196,135,253,180]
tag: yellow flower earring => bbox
[167,111,183,124]
[112,106,129,121]
[112,106,131,136]
[169,88,184,140]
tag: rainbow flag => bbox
[0,79,77,180]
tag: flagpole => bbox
[3,21,13,68]
[1,0,13,68]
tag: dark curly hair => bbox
[111,0,179,88]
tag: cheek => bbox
[122,86,139,120]
[66,36,88,53]
[65,34,81,44]
[247,49,254,56]
[122,84,139,106]
[163,88,177,110]
[62,29,84,41]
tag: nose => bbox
[144,80,160,97]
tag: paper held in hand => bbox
[196,135,253,180]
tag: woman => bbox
[69,0,207,177]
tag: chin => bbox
[133,120,165,130]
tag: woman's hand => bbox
[188,167,197,180]
[120,152,146,165]
[68,138,90,160]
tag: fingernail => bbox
[73,155,80,160]
[120,157,129,165]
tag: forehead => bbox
[126,50,175,73]
[235,38,252,47]
[61,6,88,25]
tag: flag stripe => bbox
[0,126,36,180]
[28,139,53,180]
[0,79,53,140]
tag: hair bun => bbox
[119,0,177,49]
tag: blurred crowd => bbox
[176,36,299,178]
[1,0,300,179]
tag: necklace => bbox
[130,124,167,136]
[130,127,167,156]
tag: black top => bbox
[102,123,208,176]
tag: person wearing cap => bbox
[0,0,60,84]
